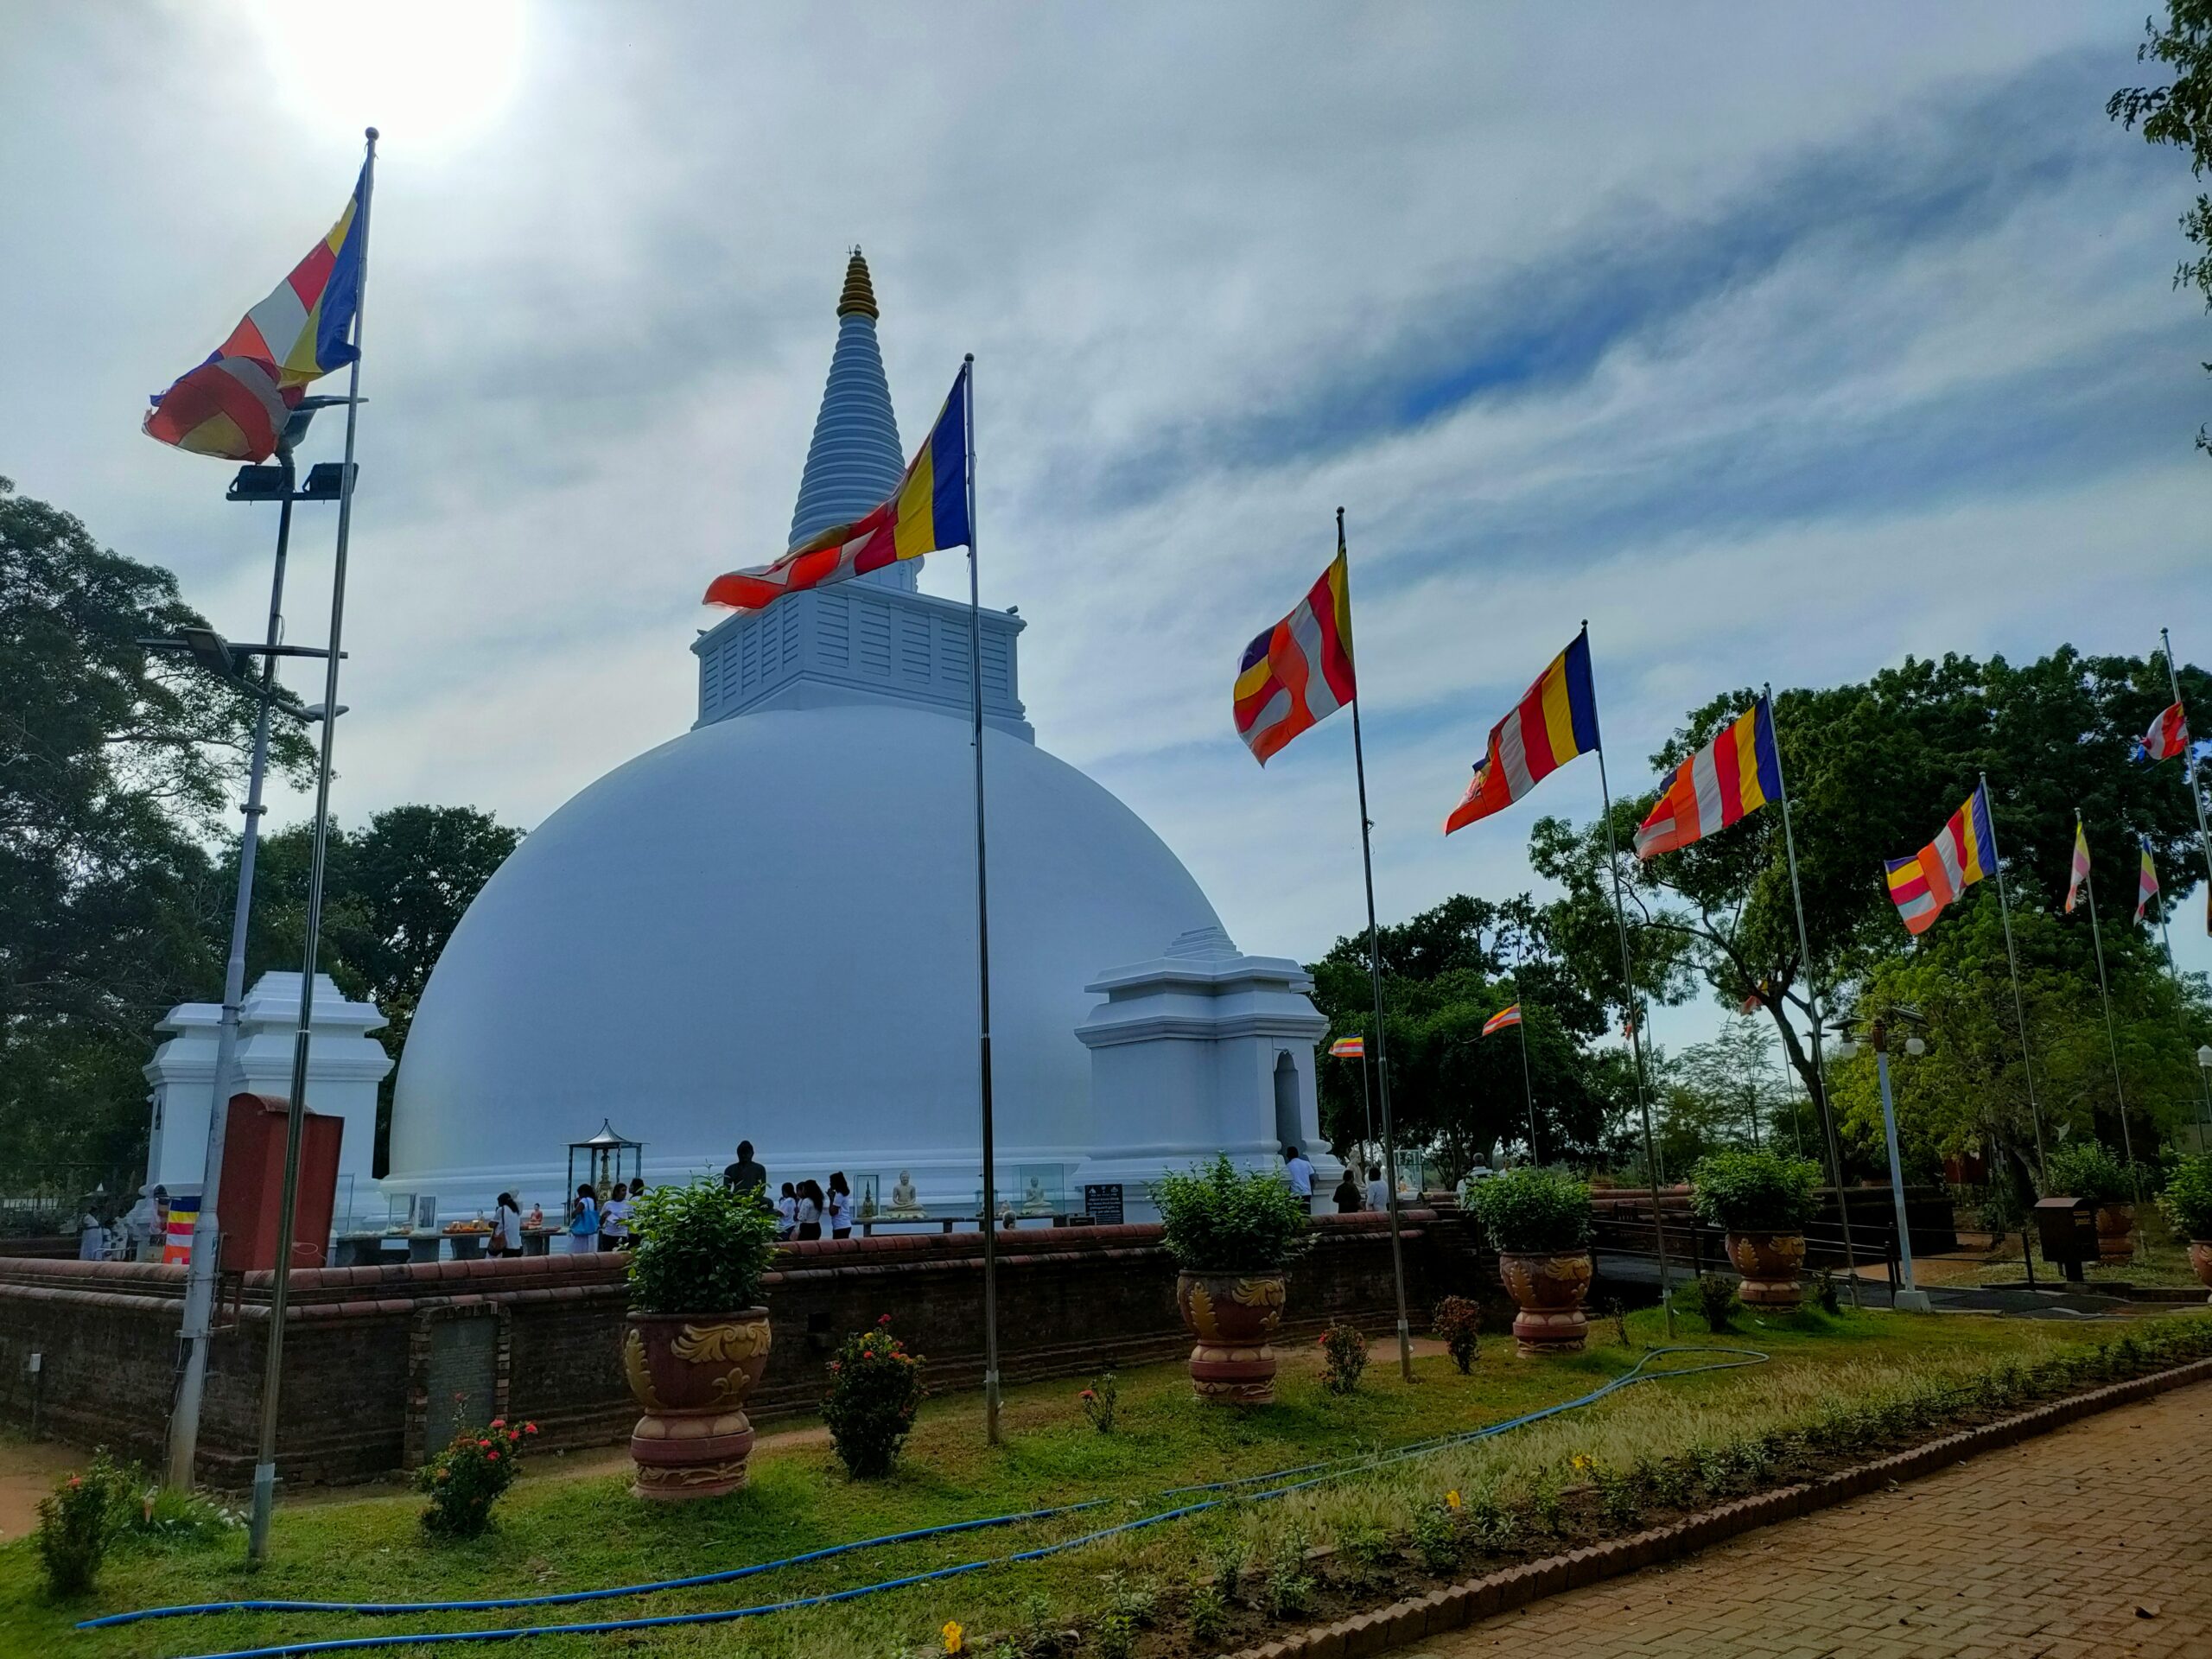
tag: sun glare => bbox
[244,0,527,152]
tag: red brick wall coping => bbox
[1222,1353,2212,1659]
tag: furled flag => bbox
[1884,784,1998,936]
[1634,697,1783,859]
[1327,1035,1366,1059]
[705,364,971,610]
[2065,819,2091,915]
[1232,550,1356,766]
[2134,701,2190,764]
[1482,1003,1522,1037]
[144,167,367,461]
[1444,631,1599,833]
[2137,837,2159,924]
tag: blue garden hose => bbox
[95,1345,1765,1658]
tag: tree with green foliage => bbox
[1305,893,1626,1178]
[0,477,311,1185]
[1531,649,2211,1170]
[231,804,521,1169]
[2111,0,2212,454]
[1825,893,2210,1189]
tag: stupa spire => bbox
[789,247,912,589]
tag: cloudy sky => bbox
[5,2,2209,1042]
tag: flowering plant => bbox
[1430,1294,1481,1374]
[33,1458,122,1597]
[822,1315,926,1478]
[416,1415,537,1537]
[1079,1370,1119,1433]
[1318,1320,1369,1394]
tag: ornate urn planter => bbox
[2094,1203,2136,1264]
[2187,1240,2212,1300]
[1498,1249,1593,1355]
[624,1308,771,1500]
[1177,1270,1287,1403]
[1724,1231,1806,1307]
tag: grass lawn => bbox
[0,1305,2188,1659]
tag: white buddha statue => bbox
[1021,1175,1052,1215]
[887,1170,924,1216]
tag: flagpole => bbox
[1982,773,2050,1184]
[167,439,301,1490]
[2076,807,2140,1204]
[1591,623,1674,1335]
[2162,628,2212,908]
[1357,1046,1374,1151]
[2146,836,2212,1132]
[1341,508,1414,1382]
[963,355,1002,1447]
[249,126,375,1561]
[1764,684,1860,1308]
[1514,1002,1541,1163]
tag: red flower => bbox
[878,1313,893,1325]
[489,1417,505,1429]
[1079,1389,1095,1400]
[524,1423,538,1434]
[486,1451,499,1462]
[478,1439,492,1449]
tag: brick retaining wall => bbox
[0,1210,1471,1487]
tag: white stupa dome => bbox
[385,251,1328,1217]
[387,702,1221,1206]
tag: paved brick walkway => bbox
[1416,1379,2212,1659]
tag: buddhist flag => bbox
[1328,1035,1366,1058]
[1482,1003,1522,1037]
[1634,697,1782,859]
[1885,784,1998,936]
[1233,550,1356,766]
[2134,701,2190,764]
[145,167,367,462]
[2137,838,2159,923]
[706,363,971,610]
[1445,630,1600,834]
[2065,820,2091,914]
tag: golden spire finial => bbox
[836,246,879,320]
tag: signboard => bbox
[1083,1183,1124,1226]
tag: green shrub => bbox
[1260,1530,1315,1618]
[417,1416,533,1537]
[1465,1166,1591,1254]
[1430,1294,1481,1372]
[1409,1500,1460,1572]
[1673,1274,1739,1333]
[32,1454,125,1598]
[2159,1152,2212,1239]
[1079,1370,1119,1433]
[1688,1148,1822,1233]
[823,1315,926,1478]
[1318,1321,1369,1394]
[2042,1140,2133,1205]
[1152,1154,1309,1273]
[626,1176,781,1314]
[1188,1585,1229,1643]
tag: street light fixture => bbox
[1831,1007,1933,1313]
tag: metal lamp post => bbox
[1837,1013,1932,1313]
[2199,1046,2212,1139]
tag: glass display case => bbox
[851,1173,883,1224]
[568,1120,643,1202]
[385,1192,417,1234]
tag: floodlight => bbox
[226,467,289,503]
[300,462,355,500]
[177,627,248,681]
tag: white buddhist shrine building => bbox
[378,253,1333,1221]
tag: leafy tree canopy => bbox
[0,476,310,1185]
[1531,648,2211,1145]
[2112,0,2212,454]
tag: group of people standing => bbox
[486,1183,645,1257]
[773,1172,855,1240]
[718,1138,858,1242]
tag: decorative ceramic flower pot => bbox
[1725,1231,1806,1307]
[624,1308,771,1500]
[2094,1203,2136,1264]
[1498,1249,1593,1355]
[2188,1240,2212,1301]
[1176,1270,1287,1403]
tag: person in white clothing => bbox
[826,1172,855,1239]
[493,1192,525,1258]
[774,1182,798,1239]
[1282,1143,1316,1213]
[1364,1164,1390,1213]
